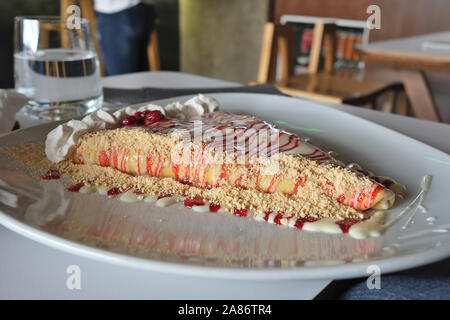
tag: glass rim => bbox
[14,15,89,24]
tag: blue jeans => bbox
[96,3,156,75]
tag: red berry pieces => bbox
[209,203,221,212]
[144,110,164,126]
[107,187,121,196]
[120,110,165,127]
[134,111,144,119]
[234,208,249,217]
[184,197,205,208]
[121,115,137,127]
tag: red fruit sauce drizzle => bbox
[72,185,364,232]
[335,217,368,233]
[234,208,249,217]
[98,150,110,167]
[184,197,205,208]
[273,213,284,225]
[209,203,221,212]
[62,182,366,233]
[263,211,272,222]
[294,216,320,229]
[179,179,194,187]
[180,198,364,234]
[107,187,122,196]
[41,170,60,180]
[67,183,84,192]
[157,194,173,200]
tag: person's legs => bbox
[96,3,156,75]
[136,4,157,71]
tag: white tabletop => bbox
[2,71,450,299]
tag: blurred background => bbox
[0,0,266,87]
[3,0,450,122]
[0,0,179,87]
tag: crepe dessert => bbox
[41,94,403,237]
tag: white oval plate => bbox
[0,93,449,280]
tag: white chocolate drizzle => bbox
[59,175,429,240]
[397,223,450,241]
[348,211,387,239]
[62,184,386,239]
[383,175,432,231]
[302,218,342,234]
[155,196,181,207]
[426,216,436,224]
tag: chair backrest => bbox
[257,22,291,84]
[257,22,338,84]
[308,22,337,74]
[147,20,161,71]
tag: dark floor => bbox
[316,257,450,300]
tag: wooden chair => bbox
[257,22,410,115]
[60,0,161,76]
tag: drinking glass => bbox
[14,16,103,121]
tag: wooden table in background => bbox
[358,31,450,122]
